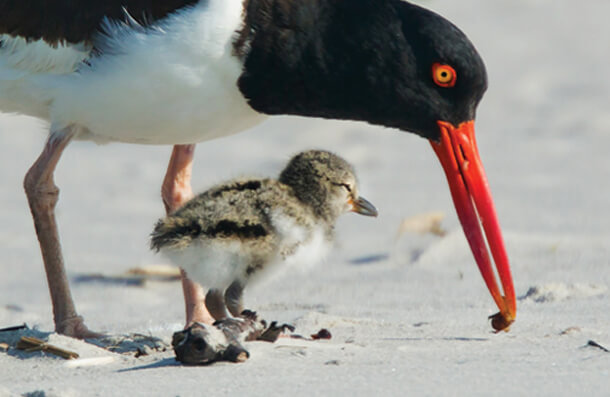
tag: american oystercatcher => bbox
[151,150,377,320]
[0,0,515,337]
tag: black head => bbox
[235,0,488,140]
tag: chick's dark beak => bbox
[350,196,378,217]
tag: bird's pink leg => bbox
[24,128,100,339]
[162,144,214,326]
[162,144,195,214]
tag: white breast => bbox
[162,239,249,291]
[159,210,332,291]
[0,0,266,144]
[248,210,332,285]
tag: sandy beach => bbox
[1,0,608,395]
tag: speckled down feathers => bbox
[279,150,358,222]
[150,177,322,252]
[150,150,364,290]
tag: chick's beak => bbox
[349,196,378,217]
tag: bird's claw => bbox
[56,315,106,340]
[257,321,295,342]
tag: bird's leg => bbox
[205,289,229,321]
[179,268,214,326]
[225,281,245,318]
[162,144,195,214]
[162,144,214,326]
[24,127,99,339]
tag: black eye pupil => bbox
[441,72,448,78]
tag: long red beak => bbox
[430,120,516,331]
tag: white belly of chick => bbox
[164,239,249,291]
[248,212,332,286]
[162,215,331,291]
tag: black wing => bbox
[0,0,199,44]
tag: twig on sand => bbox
[586,340,609,353]
[126,264,181,279]
[16,336,79,360]
[73,265,181,287]
[0,324,28,333]
[396,211,447,238]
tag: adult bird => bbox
[0,0,516,337]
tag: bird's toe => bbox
[55,315,105,340]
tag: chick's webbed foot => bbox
[257,321,296,342]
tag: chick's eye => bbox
[432,63,457,88]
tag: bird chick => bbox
[151,150,377,320]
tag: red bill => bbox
[430,120,516,331]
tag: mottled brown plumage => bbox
[151,150,377,320]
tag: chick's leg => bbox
[225,281,245,317]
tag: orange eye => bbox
[432,63,457,88]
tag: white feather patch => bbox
[0,35,90,74]
[160,209,331,291]
[243,210,331,288]
[162,239,248,291]
[0,35,90,118]
[267,210,332,276]
[49,0,265,144]
[0,0,265,143]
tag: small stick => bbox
[0,324,28,333]
[16,336,79,360]
[587,340,609,353]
